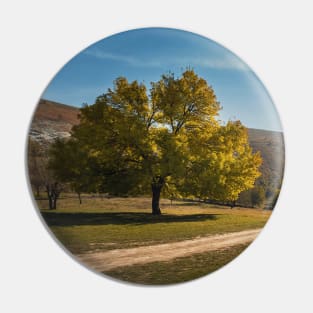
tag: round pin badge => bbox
[27,27,284,285]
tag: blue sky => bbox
[43,28,282,131]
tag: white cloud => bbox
[83,49,250,71]
[193,56,250,71]
[83,50,162,67]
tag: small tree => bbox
[45,181,62,210]
[251,186,266,208]
[27,139,44,197]
[27,138,62,209]
[265,187,280,210]
[49,139,98,204]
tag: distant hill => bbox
[248,128,284,188]
[29,99,284,206]
[29,99,80,142]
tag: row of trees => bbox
[28,70,263,213]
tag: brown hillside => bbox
[29,99,80,142]
[33,99,80,125]
[247,128,284,189]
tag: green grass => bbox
[105,244,249,285]
[37,196,270,254]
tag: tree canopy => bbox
[49,69,262,214]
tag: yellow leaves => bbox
[53,70,263,202]
[150,69,221,134]
[183,119,263,202]
[88,149,101,158]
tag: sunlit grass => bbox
[37,196,271,254]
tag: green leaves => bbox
[49,70,262,204]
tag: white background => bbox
[1,0,313,312]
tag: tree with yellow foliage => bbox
[49,70,262,214]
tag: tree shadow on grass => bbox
[169,202,205,207]
[40,211,219,227]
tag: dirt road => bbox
[76,228,261,271]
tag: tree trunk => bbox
[47,194,57,210]
[52,196,57,210]
[48,195,53,210]
[151,177,164,215]
[152,187,161,215]
[36,185,40,198]
[46,183,61,210]
[78,192,82,204]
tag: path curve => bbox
[76,228,261,271]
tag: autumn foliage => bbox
[49,70,262,214]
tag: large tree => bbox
[49,70,262,214]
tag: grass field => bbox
[106,243,249,285]
[36,196,271,284]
